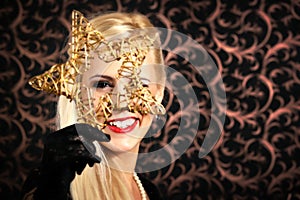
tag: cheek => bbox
[79,86,109,110]
[147,84,162,100]
[76,86,108,123]
[140,114,154,129]
[145,84,155,94]
[77,87,93,110]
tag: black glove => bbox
[33,123,110,200]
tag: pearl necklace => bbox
[133,172,147,200]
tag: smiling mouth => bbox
[107,117,139,133]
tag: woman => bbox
[22,10,165,200]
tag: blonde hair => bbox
[57,11,164,200]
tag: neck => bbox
[102,146,139,172]
[101,146,147,199]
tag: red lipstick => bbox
[107,117,139,134]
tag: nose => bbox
[111,78,130,111]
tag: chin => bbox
[105,140,140,153]
[99,130,143,153]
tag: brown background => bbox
[1,0,300,199]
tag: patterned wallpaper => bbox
[1,0,300,199]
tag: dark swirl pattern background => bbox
[1,0,300,199]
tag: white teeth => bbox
[109,118,136,128]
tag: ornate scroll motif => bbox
[2,1,300,199]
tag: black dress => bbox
[138,173,163,200]
[21,168,163,200]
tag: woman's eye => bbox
[92,81,113,89]
[141,79,150,88]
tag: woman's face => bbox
[81,50,163,153]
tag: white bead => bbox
[133,172,147,200]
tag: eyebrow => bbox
[89,75,115,82]
[89,74,151,84]
[140,77,151,83]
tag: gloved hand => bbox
[33,123,110,200]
